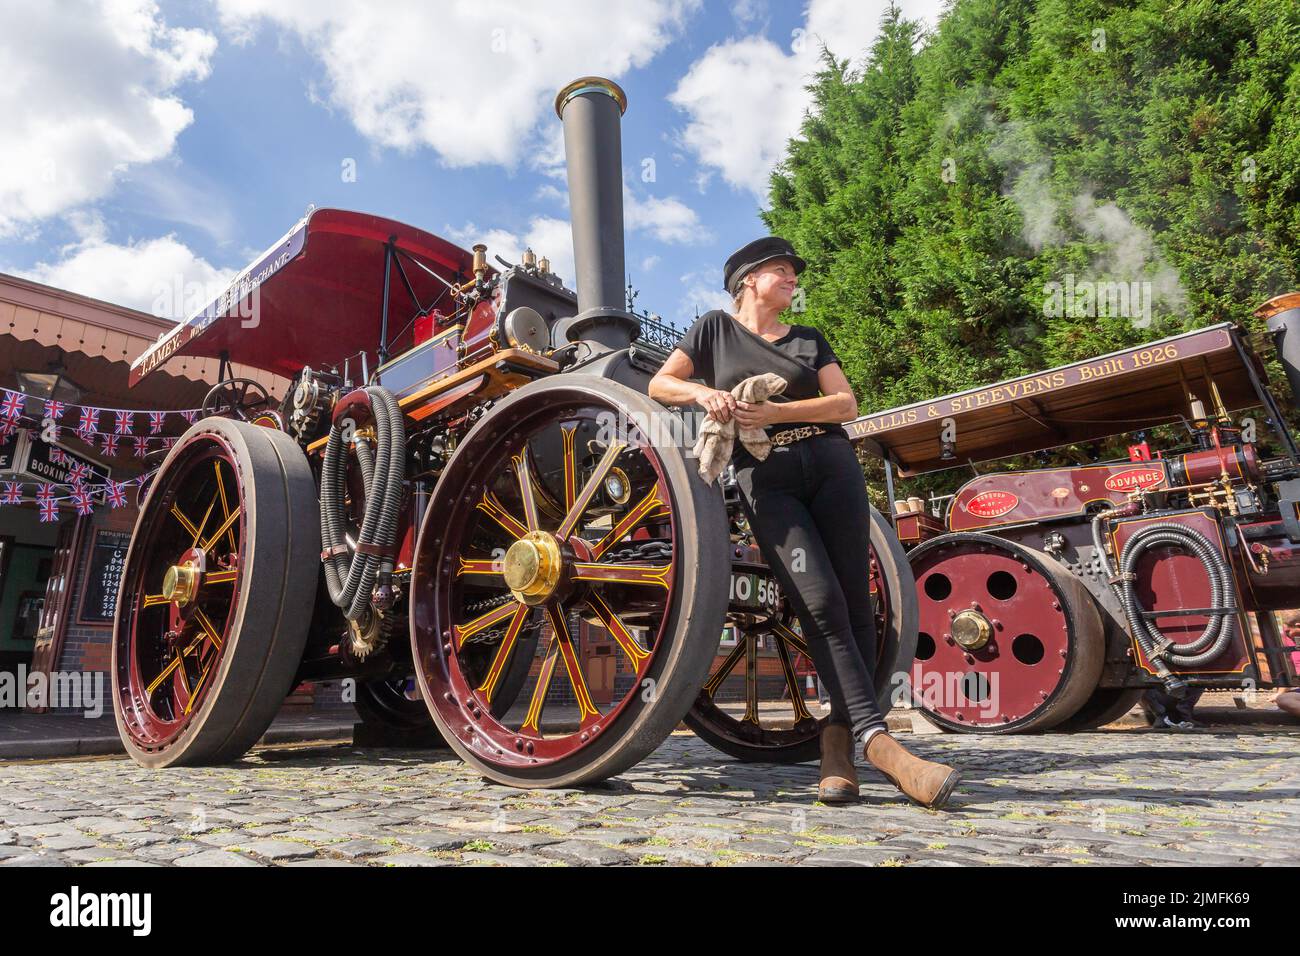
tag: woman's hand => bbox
[696,387,739,423]
[733,400,780,429]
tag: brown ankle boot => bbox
[865,732,959,809]
[818,723,860,804]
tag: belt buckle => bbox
[771,425,823,447]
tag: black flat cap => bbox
[723,236,807,295]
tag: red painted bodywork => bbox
[1109,509,1251,677]
[949,462,1169,531]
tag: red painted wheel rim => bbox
[413,395,681,769]
[115,434,245,751]
[910,540,1073,728]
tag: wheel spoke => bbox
[703,639,747,698]
[584,591,651,674]
[571,561,670,588]
[142,593,169,608]
[743,632,759,725]
[521,634,560,734]
[772,628,813,722]
[213,461,237,552]
[512,451,540,533]
[454,599,521,650]
[201,506,241,553]
[770,617,809,656]
[590,481,668,560]
[170,504,200,541]
[474,490,529,540]
[474,603,532,702]
[543,602,599,724]
[204,569,237,585]
[190,495,217,551]
[146,653,184,697]
[560,423,579,511]
[556,440,627,539]
[456,556,505,579]
[192,606,225,651]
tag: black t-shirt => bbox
[673,309,849,446]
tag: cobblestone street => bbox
[1,726,1297,867]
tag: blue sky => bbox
[0,0,944,334]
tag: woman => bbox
[649,236,960,808]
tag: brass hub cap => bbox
[951,609,992,650]
[503,531,563,605]
[162,562,200,607]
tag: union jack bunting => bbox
[0,390,24,420]
[133,436,149,458]
[72,487,93,516]
[0,421,14,440]
[78,407,98,435]
[39,498,59,522]
[49,447,67,464]
[68,461,91,485]
[181,409,198,424]
[101,433,119,456]
[35,483,54,502]
[0,482,21,505]
[42,399,65,421]
[106,480,128,509]
[163,437,178,449]
[148,411,166,434]
[115,411,134,435]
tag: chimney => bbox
[1258,293,1300,407]
[554,76,640,352]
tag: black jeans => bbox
[733,432,887,739]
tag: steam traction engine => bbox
[847,309,1300,733]
[111,77,916,786]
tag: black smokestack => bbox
[554,76,640,351]
[1266,305,1300,408]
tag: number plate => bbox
[729,571,782,611]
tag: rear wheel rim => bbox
[115,436,245,752]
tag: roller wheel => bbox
[684,504,918,763]
[908,533,1104,733]
[112,417,319,766]
[1052,687,1143,731]
[353,677,441,732]
[410,375,730,788]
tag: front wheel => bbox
[410,375,730,788]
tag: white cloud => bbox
[641,255,661,272]
[214,0,700,169]
[15,215,232,319]
[623,187,708,244]
[669,0,944,196]
[0,0,216,234]
[447,217,576,289]
[679,269,732,320]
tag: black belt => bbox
[768,425,830,447]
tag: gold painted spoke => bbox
[591,481,668,560]
[184,661,215,715]
[703,637,747,698]
[476,490,529,540]
[556,440,627,539]
[544,602,599,723]
[770,617,809,656]
[584,591,650,674]
[521,634,560,734]
[512,451,540,533]
[170,504,200,541]
[201,506,241,553]
[191,496,217,550]
[571,562,670,589]
[474,604,532,702]
[193,607,224,651]
[743,632,759,725]
[213,461,237,552]
[204,569,237,585]
[142,593,170,608]
[456,556,506,579]
[145,653,184,697]
[773,628,813,723]
[454,599,522,650]
[560,423,579,512]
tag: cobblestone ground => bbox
[1,728,1297,866]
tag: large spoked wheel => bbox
[684,504,918,764]
[908,533,1104,734]
[410,375,730,788]
[112,417,319,767]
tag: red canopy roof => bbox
[129,208,479,386]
